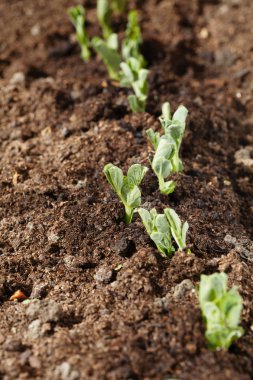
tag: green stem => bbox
[124,206,133,224]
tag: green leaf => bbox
[182,221,189,246]
[127,164,148,186]
[107,33,119,50]
[199,273,227,307]
[165,208,181,232]
[198,272,244,350]
[97,0,112,39]
[128,94,144,113]
[159,180,176,195]
[68,5,90,62]
[172,105,188,124]
[164,208,188,250]
[138,208,175,257]
[91,37,121,80]
[162,102,171,122]
[155,214,170,234]
[123,185,141,208]
[121,10,144,63]
[120,62,134,87]
[146,128,160,149]
[138,208,153,235]
[104,163,147,224]
[103,163,123,195]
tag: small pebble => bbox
[94,267,114,285]
[10,72,25,84]
[114,237,136,257]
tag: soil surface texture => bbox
[0,0,253,379]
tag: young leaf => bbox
[97,0,112,39]
[146,128,160,150]
[104,163,148,224]
[138,208,175,257]
[103,163,123,195]
[127,164,148,186]
[68,5,90,61]
[199,272,244,350]
[111,0,128,13]
[122,10,145,65]
[164,208,189,250]
[151,136,176,195]
[163,104,188,172]
[91,36,121,80]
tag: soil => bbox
[0,0,253,379]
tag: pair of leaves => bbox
[138,207,189,256]
[199,272,244,350]
[104,163,148,224]
[68,5,90,61]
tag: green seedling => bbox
[138,207,189,256]
[159,102,188,172]
[122,10,145,65]
[91,35,121,80]
[147,102,188,193]
[164,208,189,251]
[147,134,176,195]
[138,208,175,257]
[97,0,112,39]
[199,272,244,350]
[120,58,149,112]
[111,0,127,13]
[104,163,148,224]
[68,5,90,61]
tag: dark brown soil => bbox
[0,0,253,379]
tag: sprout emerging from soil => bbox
[97,0,113,39]
[68,5,91,61]
[164,208,189,251]
[104,163,148,224]
[138,207,189,256]
[120,58,149,112]
[147,102,188,194]
[199,272,244,350]
[91,34,121,80]
[111,0,128,13]
[138,208,174,257]
[68,4,148,112]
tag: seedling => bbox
[97,0,112,39]
[164,208,189,251]
[91,35,121,80]
[111,0,127,13]
[138,208,174,257]
[104,163,148,224]
[138,207,189,256]
[159,102,188,172]
[199,272,244,350]
[147,134,176,195]
[120,58,149,112]
[68,5,91,61]
[147,102,188,193]
[122,10,145,65]
[97,0,128,37]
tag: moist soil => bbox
[0,0,253,379]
